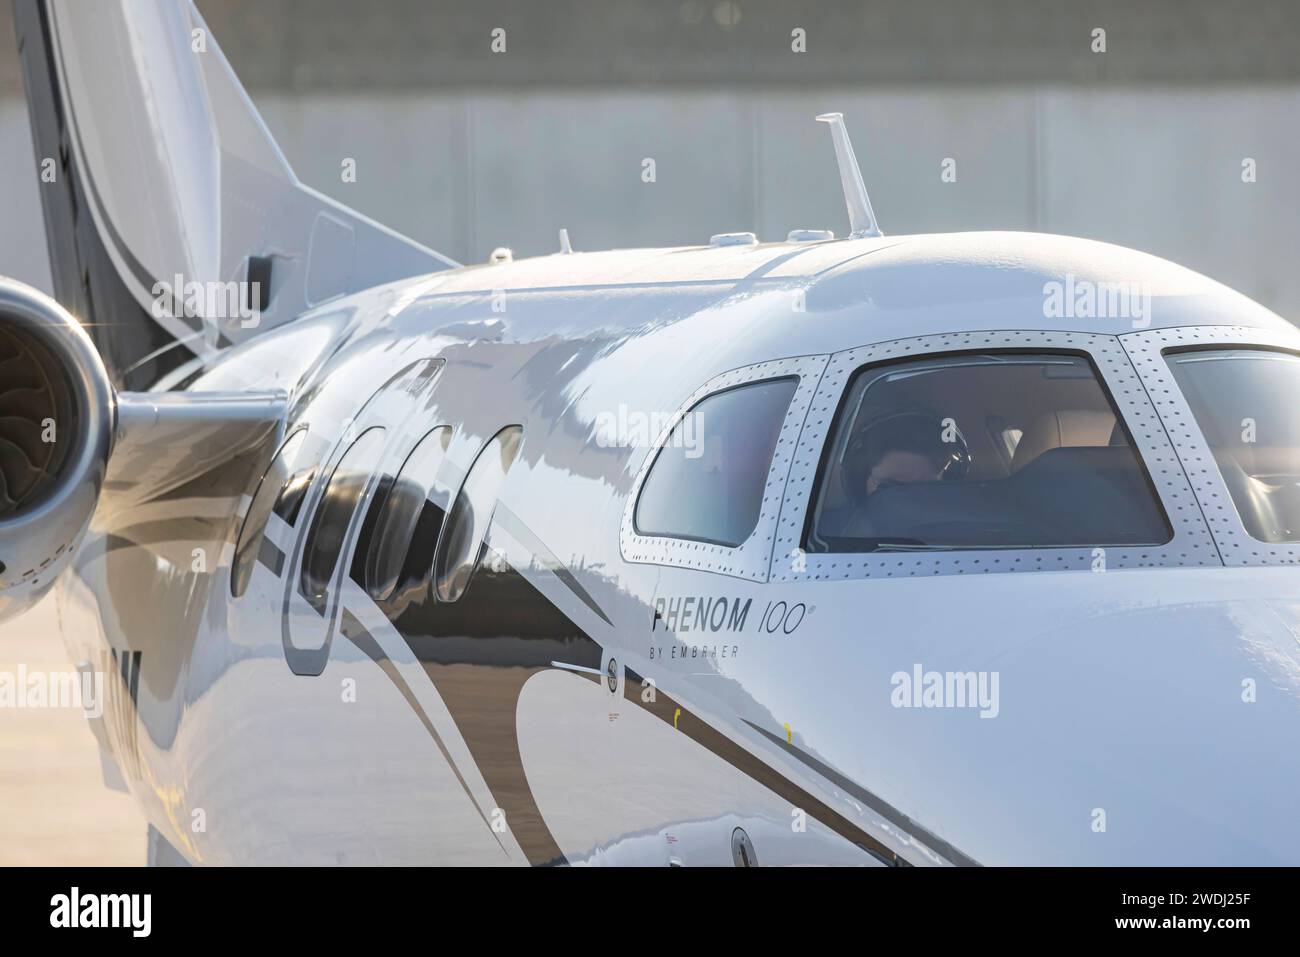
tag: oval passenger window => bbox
[433,426,523,603]
[232,428,311,598]
[299,427,387,610]
[365,426,453,601]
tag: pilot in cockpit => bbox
[844,409,971,499]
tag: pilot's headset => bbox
[841,409,972,502]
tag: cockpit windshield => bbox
[805,352,1172,552]
[1166,348,1300,543]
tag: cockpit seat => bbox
[1011,409,1117,472]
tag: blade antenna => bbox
[815,113,882,238]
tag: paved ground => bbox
[0,594,145,866]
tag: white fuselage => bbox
[55,231,1300,866]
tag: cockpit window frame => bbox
[620,355,828,582]
[770,330,1219,583]
[1122,325,1300,567]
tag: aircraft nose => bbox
[808,573,1300,865]
[978,591,1300,864]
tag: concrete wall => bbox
[0,1,1296,317]
[0,96,53,294]
[3,85,1297,320]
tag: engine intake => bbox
[0,279,113,621]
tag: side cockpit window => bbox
[1166,348,1300,543]
[634,378,798,547]
[806,353,1171,553]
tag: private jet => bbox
[2,0,1298,866]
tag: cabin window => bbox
[232,428,315,597]
[363,426,454,601]
[634,377,798,547]
[433,426,523,603]
[299,427,387,610]
[805,353,1170,552]
[271,437,322,528]
[1166,348,1300,543]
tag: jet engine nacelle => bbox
[0,279,114,623]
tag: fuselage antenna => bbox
[815,113,882,238]
[558,228,574,254]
